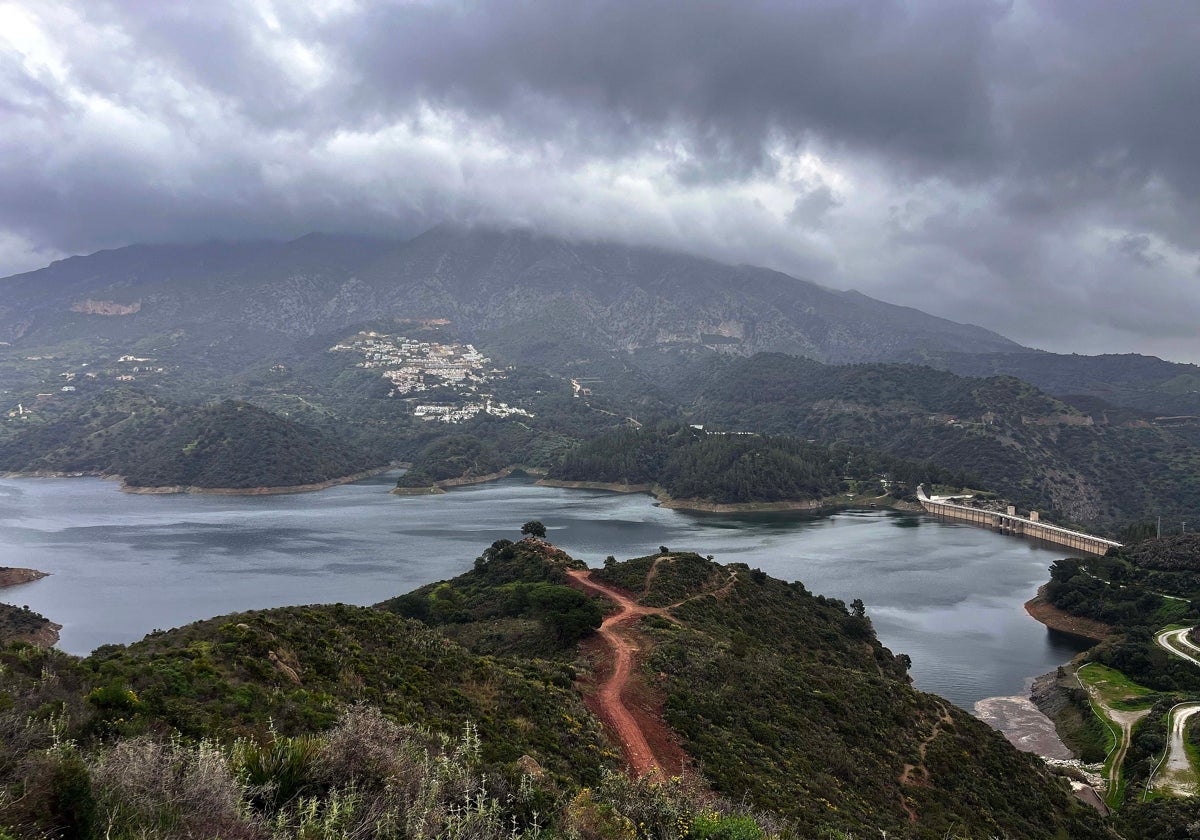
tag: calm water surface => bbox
[0,474,1088,708]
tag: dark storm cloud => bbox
[335,0,1001,173]
[1,0,1198,360]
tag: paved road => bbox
[1157,627,1200,667]
[1155,703,1200,796]
[1146,627,1200,797]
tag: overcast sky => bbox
[2,1,1198,362]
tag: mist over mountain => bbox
[4,224,1197,422]
[0,225,1021,366]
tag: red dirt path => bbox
[567,568,685,777]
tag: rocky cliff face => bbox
[70,299,141,316]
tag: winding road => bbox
[1157,627,1200,667]
[1148,627,1200,796]
[1153,702,1200,796]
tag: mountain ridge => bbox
[0,225,1021,364]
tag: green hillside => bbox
[0,534,1117,838]
[1030,535,1200,836]
[547,423,966,505]
[624,351,1200,532]
[384,537,1111,839]
[0,391,379,489]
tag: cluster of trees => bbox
[1043,537,1200,694]
[0,603,55,644]
[1045,537,1200,633]
[550,423,966,504]
[381,535,602,654]
[0,392,378,489]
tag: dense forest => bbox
[548,423,969,505]
[1046,536,1200,625]
[613,351,1200,532]
[1043,535,1200,693]
[0,391,378,489]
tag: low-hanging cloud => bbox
[1,0,1198,362]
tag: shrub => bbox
[91,735,253,838]
[692,813,765,840]
[237,734,322,813]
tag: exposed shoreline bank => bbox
[0,567,50,589]
[3,465,398,496]
[392,467,531,495]
[0,568,60,647]
[536,478,921,514]
[535,478,653,494]
[1024,584,1111,642]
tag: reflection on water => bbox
[0,474,1090,708]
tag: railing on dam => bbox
[916,486,1122,556]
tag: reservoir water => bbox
[0,473,1089,709]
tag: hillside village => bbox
[329,331,533,424]
[4,353,170,421]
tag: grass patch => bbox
[1152,600,1191,625]
[1078,663,1155,709]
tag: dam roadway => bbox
[917,486,1122,557]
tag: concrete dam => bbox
[917,486,1122,557]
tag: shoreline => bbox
[536,478,921,514]
[435,467,517,488]
[392,467,517,495]
[394,466,552,495]
[3,466,398,496]
[658,493,823,513]
[535,478,654,494]
[1024,584,1111,642]
[0,570,60,647]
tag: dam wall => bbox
[917,487,1121,556]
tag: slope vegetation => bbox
[0,390,379,489]
[384,538,1112,839]
[635,351,1200,530]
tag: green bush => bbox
[236,734,322,812]
[692,813,764,840]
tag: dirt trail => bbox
[1107,707,1149,800]
[567,568,675,777]
[898,703,954,822]
[1075,664,1149,804]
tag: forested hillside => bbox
[1028,534,1200,836]
[548,423,965,505]
[381,537,1111,838]
[618,351,1200,531]
[0,391,379,489]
